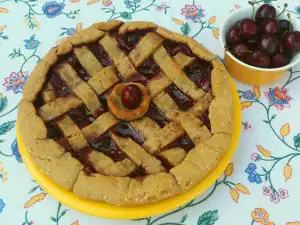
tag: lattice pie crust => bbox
[18,20,234,206]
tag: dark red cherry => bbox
[239,19,258,39]
[232,44,251,61]
[260,18,280,34]
[283,31,300,53]
[246,50,270,68]
[137,57,160,76]
[271,53,290,68]
[226,28,241,45]
[279,19,293,37]
[116,31,147,54]
[255,4,276,23]
[121,84,142,109]
[257,34,279,56]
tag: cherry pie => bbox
[18,20,234,206]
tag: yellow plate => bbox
[16,78,241,220]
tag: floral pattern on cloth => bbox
[3,71,29,94]
[42,1,65,18]
[181,4,205,21]
[264,87,292,111]
[0,0,300,224]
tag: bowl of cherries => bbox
[220,3,300,85]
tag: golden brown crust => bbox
[129,32,164,67]
[125,172,181,205]
[56,116,89,151]
[209,97,233,134]
[18,101,47,142]
[57,40,73,56]
[70,27,105,45]
[173,111,211,145]
[93,20,123,31]
[42,47,58,65]
[37,96,83,122]
[156,27,216,61]
[153,46,205,100]
[87,66,119,95]
[147,72,172,98]
[112,134,166,174]
[119,21,158,34]
[18,20,234,206]
[26,139,65,160]
[23,60,50,102]
[81,112,119,141]
[171,140,227,191]
[73,171,130,205]
[88,151,136,177]
[33,152,83,190]
[159,148,186,167]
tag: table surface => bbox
[0,0,300,224]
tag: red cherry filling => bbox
[163,40,193,57]
[68,106,97,129]
[46,122,63,139]
[111,122,144,145]
[147,103,169,128]
[255,4,276,23]
[115,30,149,54]
[184,60,212,91]
[121,84,143,109]
[89,43,113,67]
[137,57,160,77]
[89,132,127,162]
[163,134,195,152]
[164,84,194,111]
[49,72,73,97]
[129,167,147,178]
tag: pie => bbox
[18,20,234,206]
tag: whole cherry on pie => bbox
[107,82,150,121]
[121,84,143,109]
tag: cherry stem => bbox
[253,0,276,4]
[240,50,253,53]
[282,30,287,40]
[276,3,288,18]
[248,1,255,19]
[287,13,292,31]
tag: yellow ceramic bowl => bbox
[16,78,241,220]
[220,6,300,85]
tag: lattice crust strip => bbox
[18,20,234,206]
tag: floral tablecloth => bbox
[0,0,300,224]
